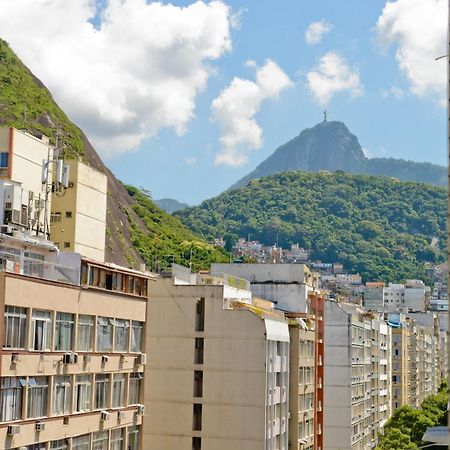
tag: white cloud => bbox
[211,59,292,167]
[245,59,257,68]
[306,51,363,105]
[305,20,333,45]
[362,147,372,158]
[0,0,232,157]
[380,85,405,99]
[376,0,447,106]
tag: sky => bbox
[0,0,448,204]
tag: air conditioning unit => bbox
[136,353,147,365]
[0,225,13,235]
[62,352,78,364]
[100,411,110,421]
[7,425,20,435]
[11,353,19,364]
[101,355,109,364]
[136,404,145,415]
[83,354,91,364]
[35,422,45,431]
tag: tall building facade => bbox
[323,301,391,450]
[0,238,149,449]
[50,160,107,262]
[144,273,290,450]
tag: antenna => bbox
[323,109,328,122]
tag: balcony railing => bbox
[0,251,80,285]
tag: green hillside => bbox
[0,37,227,271]
[176,171,446,282]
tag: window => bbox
[55,312,74,351]
[0,377,23,421]
[53,376,71,416]
[129,373,142,405]
[72,434,90,450]
[0,152,8,168]
[75,375,91,412]
[51,440,69,450]
[193,403,202,431]
[130,321,143,353]
[65,211,72,218]
[92,430,109,450]
[127,426,140,450]
[27,376,49,418]
[3,306,27,349]
[50,212,62,223]
[193,370,203,398]
[64,242,70,248]
[114,319,130,352]
[193,437,202,450]
[31,310,52,351]
[195,298,205,332]
[26,445,46,450]
[97,317,113,352]
[112,374,126,408]
[95,374,110,410]
[110,428,124,450]
[194,338,204,364]
[77,314,94,352]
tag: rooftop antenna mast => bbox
[323,109,328,122]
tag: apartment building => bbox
[323,301,391,450]
[211,263,318,313]
[0,234,149,449]
[0,128,55,237]
[387,313,445,412]
[143,271,290,450]
[50,160,107,262]
[364,280,430,313]
[287,314,316,450]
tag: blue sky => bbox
[1,0,447,204]
[110,0,446,204]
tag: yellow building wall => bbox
[50,160,107,261]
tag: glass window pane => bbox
[77,315,94,352]
[0,377,23,421]
[55,312,74,351]
[97,317,112,352]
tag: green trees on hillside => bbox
[176,172,446,282]
[376,380,448,449]
[125,185,228,271]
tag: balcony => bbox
[0,250,80,285]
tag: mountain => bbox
[0,38,227,270]
[155,198,190,214]
[176,171,446,282]
[230,121,447,190]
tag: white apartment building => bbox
[364,280,430,312]
[211,263,318,313]
[323,301,391,450]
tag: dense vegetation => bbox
[0,39,85,155]
[126,186,228,271]
[176,171,446,282]
[376,380,448,449]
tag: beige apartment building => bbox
[50,159,107,262]
[0,234,149,449]
[287,315,316,450]
[143,270,290,450]
[0,128,54,237]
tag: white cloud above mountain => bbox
[306,51,363,105]
[211,59,292,167]
[0,0,232,157]
[305,20,333,45]
[376,0,447,106]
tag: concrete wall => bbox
[144,280,273,450]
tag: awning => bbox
[265,319,289,342]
